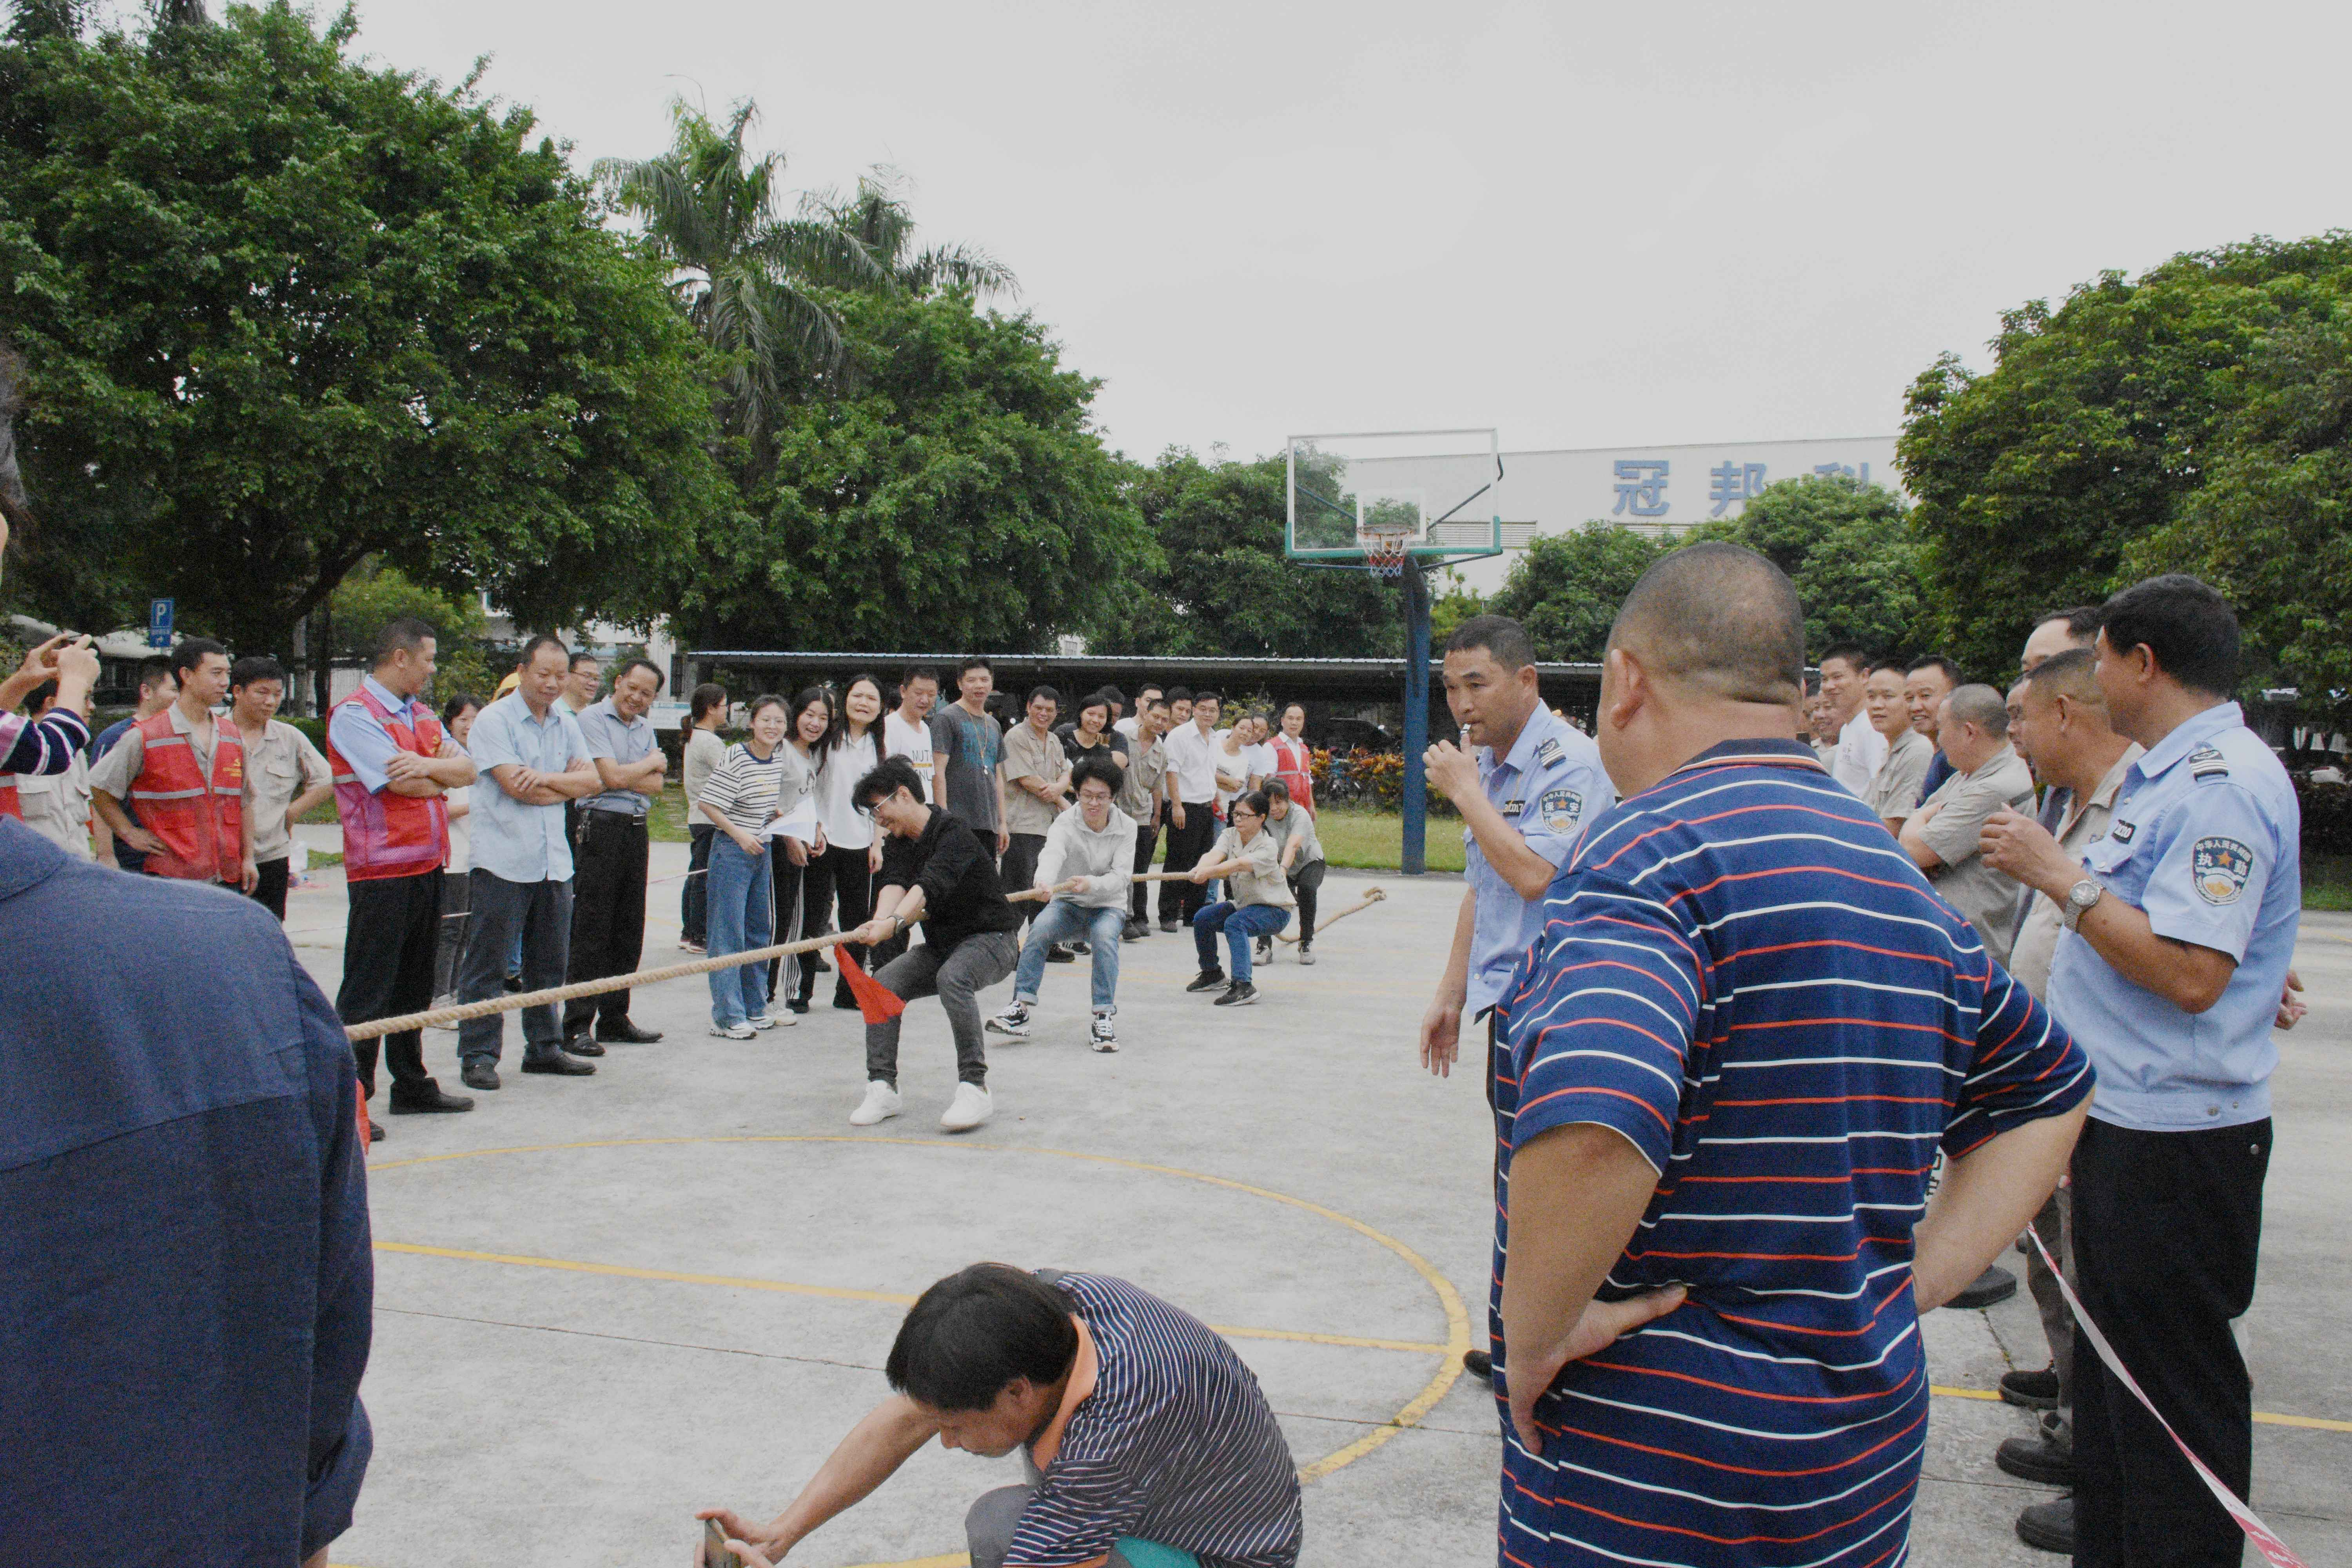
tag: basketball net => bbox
[1362,529,1413,581]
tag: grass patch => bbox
[1313,807,1467,874]
[2307,852,2352,913]
[650,782,694,844]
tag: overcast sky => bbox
[349,0,2345,466]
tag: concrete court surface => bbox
[280,831,2352,1568]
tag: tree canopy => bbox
[1898,233,2352,681]
[1487,525,1664,663]
[672,287,1151,653]
[0,2,733,657]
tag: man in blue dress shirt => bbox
[1982,573,2300,1568]
[1419,614,1615,1379]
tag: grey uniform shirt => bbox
[1862,728,1933,824]
[1916,744,2038,964]
[575,697,658,817]
[240,719,332,863]
[2009,743,2143,997]
[1001,722,1068,837]
[1114,732,1168,823]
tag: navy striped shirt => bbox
[1492,740,2091,1568]
[1008,1273,1301,1568]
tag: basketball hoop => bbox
[1362,530,1413,581]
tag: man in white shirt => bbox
[1112,683,1160,744]
[884,667,940,802]
[1818,641,1885,796]
[1242,714,1277,793]
[1158,691,1223,931]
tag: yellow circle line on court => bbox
[372,1135,1474,1488]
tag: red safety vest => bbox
[127,708,245,882]
[0,780,21,820]
[326,685,449,882]
[1270,733,1316,815]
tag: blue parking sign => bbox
[147,597,174,649]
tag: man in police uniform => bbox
[1981,574,2299,1568]
[1419,614,1613,1380]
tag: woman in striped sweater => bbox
[697,695,794,1039]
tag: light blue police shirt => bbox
[1464,705,1614,1015]
[463,690,592,884]
[2048,702,2300,1131]
[575,696,658,817]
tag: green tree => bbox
[596,100,891,446]
[1092,450,1401,659]
[808,167,1016,301]
[1488,525,1666,662]
[322,557,495,704]
[2123,305,2352,725]
[1897,234,2352,673]
[0,3,732,656]
[1427,570,1486,646]
[674,288,1152,652]
[1694,473,1932,660]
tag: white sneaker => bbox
[849,1080,902,1126]
[986,1002,1033,1038]
[1090,1013,1119,1053]
[746,1009,796,1030]
[708,1022,757,1040]
[940,1081,993,1132]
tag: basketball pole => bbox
[1401,559,1431,876]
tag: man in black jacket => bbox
[844,757,1023,1134]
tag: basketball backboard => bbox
[1284,428,1504,564]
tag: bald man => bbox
[1488,542,2091,1568]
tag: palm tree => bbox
[804,168,1017,301]
[595,100,888,444]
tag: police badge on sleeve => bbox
[2191,836,2254,905]
[1539,789,1584,832]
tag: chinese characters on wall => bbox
[1609,457,1878,521]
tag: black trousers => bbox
[337,868,443,1096]
[432,868,471,1000]
[682,822,714,945]
[2071,1115,2271,1568]
[1129,820,1160,922]
[795,842,877,1005]
[1003,831,1047,932]
[564,812,650,1032]
[1158,806,1216,924]
[1289,858,1326,946]
[250,856,290,921]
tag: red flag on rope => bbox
[836,947,906,1025]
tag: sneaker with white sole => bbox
[1298,947,1316,965]
[1255,938,1273,965]
[708,1022,757,1040]
[746,1009,795,1030]
[848,1080,902,1126]
[940,1080,993,1132]
[1090,1013,1119,1052]
[1214,980,1259,1007]
[986,1002,1034,1038]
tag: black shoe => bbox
[561,1034,605,1057]
[1463,1348,1494,1380]
[1122,920,1147,942]
[786,997,811,1014]
[502,974,523,993]
[1069,939,1091,955]
[460,1060,501,1091]
[2014,1496,2074,1555]
[1046,944,1077,963]
[1214,981,1258,1007]
[595,1019,664,1044]
[1185,968,1227,993]
[522,1052,596,1076]
[831,993,860,1011]
[1995,1433,2074,1486]
[810,951,831,972]
[1948,1264,2018,1309]
[388,1082,475,1114]
[1159,917,1181,933]
[2000,1366,2062,1411]
[368,1120,385,1143]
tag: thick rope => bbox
[1277,886,1388,943]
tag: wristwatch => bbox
[2060,878,2104,933]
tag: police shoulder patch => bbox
[1539,788,1584,831]
[2187,744,2231,782]
[1533,736,1563,768]
[2191,835,2255,906]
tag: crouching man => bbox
[699,1263,1302,1568]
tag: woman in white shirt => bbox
[698,695,793,1038]
[771,687,831,1010]
[679,682,730,953]
[794,673,884,1013]
[431,694,483,1006]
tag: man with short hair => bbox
[452,635,604,1091]
[562,656,669,1051]
[1114,683,1161,743]
[1164,685,1194,730]
[884,667,941,802]
[89,636,257,892]
[931,657,1008,857]
[1492,542,2090,1568]
[229,655,332,920]
[699,1263,1301,1568]
[89,655,175,875]
[1419,613,1613,1381]
[1817,641,1884,795]
[999,684,1069,939]
[2022,603,2104,675]
[1115,696,1171,940]
[1899,684,2036,963]
[842,757,1024,1134]
[990,753,1139,1052]
[326,618,479,1122]
[1980,575,2301,1567]
[561,650,601,715]
[1802,682,1838,763]
[1862,659,1933,831]
[1158,690,1223,930]
[1904,654,1962,802]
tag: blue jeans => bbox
[705,834,774,1027]
[1013,902,1130,1012]
[1192,900,1290,982]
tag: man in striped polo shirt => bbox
[701,1263,1300,1568]
[1491,543,2094,1568]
